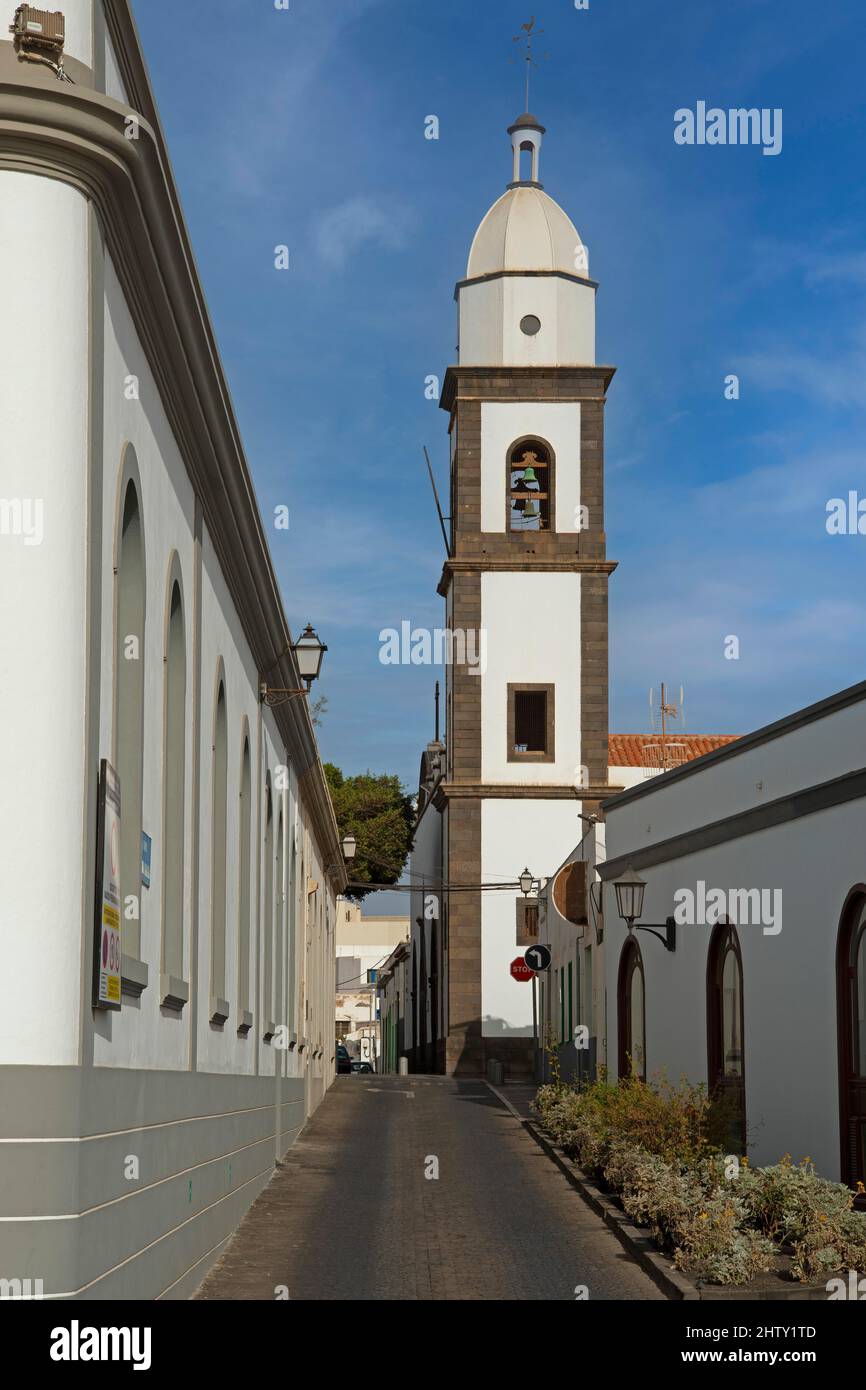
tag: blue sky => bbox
[135,0,866,793]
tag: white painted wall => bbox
[604,700,866,1180]
[0,174,89,1065]
[481,798,585,1035]
[102,14,129,104]
[480,401,581,534]
[481,571,582,785]
[57,0,94,68]
[459,277,595,367]
[608,764,661,791]
[94,250,196,1072]
[86,245,333,1087]
[196,526,265,1075]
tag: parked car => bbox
[336,1044,352,1075]
[351,1060,374,1074]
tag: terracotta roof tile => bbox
[608,734,740,769]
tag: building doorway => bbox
[706,922,746,1155]
[617,937,645,1080]
[837,887,866,1190]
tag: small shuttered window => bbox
[508,684,554,763]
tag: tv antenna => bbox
[511,17,549,111]
[646,682,687,774]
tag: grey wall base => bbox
[0,1066,306,1300]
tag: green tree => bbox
[324,763,414,902]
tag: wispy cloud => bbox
[313,195,416,269]
[735,342,866,408]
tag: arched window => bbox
[287,834,298,1037]
[262,777,274,1038]
[210,676,228,1022]
[115,472,145,965]
[161,575,185,990]
[237,732,252,1027]
[508,437,553,532]
[707,922,746,1153]
[617,937,645,1080]
[274,805,284,1035]
[837,888,866,1188]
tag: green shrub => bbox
[742,1156,853,1244]
[534,1072,715,1170]
[600,1139,775,1285]
[532,1081,864,1285]
[674,1195,776,1286]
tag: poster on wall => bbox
[93,758,122,1011]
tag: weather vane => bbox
[511,16,549,111]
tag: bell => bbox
[521,466,538,484]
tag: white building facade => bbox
[596,681,866,1183]
[335,900,409,1060]
[0,1,343,1298]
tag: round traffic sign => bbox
[510,956,534,982]
[524,944,552,972]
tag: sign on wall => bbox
[552,860,588,925]
[93,759,122,1011]
[140,832,152,889]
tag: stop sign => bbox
[510,956,534,982]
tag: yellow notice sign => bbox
[93,759,123,1011]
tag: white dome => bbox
[467,185,586,280]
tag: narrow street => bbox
[196,1077,664,1301]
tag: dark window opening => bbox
[514,689,547,753]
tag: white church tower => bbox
[416,112,619,1076]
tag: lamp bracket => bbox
[635,917,676,953]
[260,683,309,707]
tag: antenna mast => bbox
[646,682,687,775]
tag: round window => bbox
[520,314,541,336]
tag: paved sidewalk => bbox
[195,1075,664,1301]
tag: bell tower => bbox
[436,113,618,1076]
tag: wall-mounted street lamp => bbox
[613,866,676,952]
[325,834,358,880]
[519,867,535,897]
[260,624,328,708]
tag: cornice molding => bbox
[437,557,618,596]
[453,267,599,302]
[433,781,618,808]
[0,54,343,870]
[440,363,617,413]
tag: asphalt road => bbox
[195,1075,664,1301]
